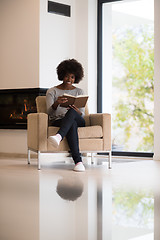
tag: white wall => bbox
[88,0,97,113]
[74,0,88,94]
[39,0,76,88]
[0,130,27,155]
[74,0,97,112]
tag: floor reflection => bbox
[0,159,159,240]
[39,168,154,240]
[40,171,88,240]
[112,189,154,239]
[0,163,39,240]
[56,176,84,201]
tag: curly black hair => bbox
[56,59,84,83]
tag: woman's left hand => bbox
[68,105,82,115]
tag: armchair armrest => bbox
[27,113,48,151]
[89,113,111,151]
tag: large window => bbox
[98,0,154,155]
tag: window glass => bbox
[102,0,154,152]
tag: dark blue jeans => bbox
[51,108,85,164]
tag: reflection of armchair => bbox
[27,96,112,170]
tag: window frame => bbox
[97,0,122,113]
[97,0,154,157]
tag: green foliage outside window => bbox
[112,25,154,152]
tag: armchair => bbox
[27,96,112,170]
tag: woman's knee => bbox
[65,108,85,127]
[67,108,77,117]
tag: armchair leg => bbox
[28,149,31,164]
[108,151,112,169]
[91,153,94,164]
[38,151,41,170]
[91,153,97,165]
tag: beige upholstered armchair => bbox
[27,96,112,170]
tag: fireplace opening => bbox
[0,88,48,129]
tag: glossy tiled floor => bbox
[0,156,160,240]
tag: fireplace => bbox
[0,88,48,129]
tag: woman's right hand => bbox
[52,96,68,110]
[56,96,68,105]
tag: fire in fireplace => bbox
[0,88,48,129]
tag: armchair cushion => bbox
[48,125,103,139]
